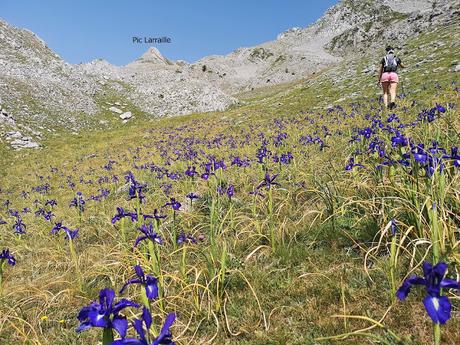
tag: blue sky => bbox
[0,0,338,66]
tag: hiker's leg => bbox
[382,82,390,107]
[389,82,397,103]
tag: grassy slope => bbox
[0,21,459,345]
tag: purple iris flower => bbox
[125,171,136,183]
[442,147,460,167]
[201,172,210,180]
[387,113,400,123]
[110,307,175,345]
[98,176,110,185]
[317,138,329,151]
[359,127,373,139]
[273,132,287,146]
[213,159,226,171]
[51,222,79,240]
[135,224,163,247]
[120,265,158,300]
[45,199,57,207]
[0,218,6,225]
[13,217,26,234]
[280,152,293,164]
[391,133,408,148]
[231,156,250,167]
[200,160,216,180]
[419,108,437,122]
[128,184,145,203]
[152,209,167,221]
[390,219,397,235]
[345,158,364,171]
[99,189,110,198]
[429,141,447,155]
[167,172,180,181]
[126,172,147,203]
[51,222,63,234]
[112,207,137,224]
[142,210,166,224]
[66,228,79,240]
[32,183,50,194]
[186,192,199,201]
[69,192,86,212]
[104,160,116,170]
[413,145,428,165]
[231,156,242,166]
[8,210,19,217]
[256,145,270,164]
[185,166,198,178]
[35,208,46,217]
[301,135,316,145]
[76,288,139,338]
[397,262,460,324]
[177,232,197,246]
[257,173,280,190]
[435,104,446,113]
[227,185,235,199]
[164,198,181,211]
[43,210,54,221]
[426,156,444,177]
[0,249,16,266]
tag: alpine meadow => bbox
[0,1,460,344]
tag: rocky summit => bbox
[0,0,459,149]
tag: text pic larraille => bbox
[132,36,172,43]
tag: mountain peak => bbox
[137,46,169,64]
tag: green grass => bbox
[0,20,459,345]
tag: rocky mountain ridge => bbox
[190,0,458,93]
[0,0,459,149]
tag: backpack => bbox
[383,53,398,72]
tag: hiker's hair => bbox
[386,45,394,52]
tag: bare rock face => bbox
[81,46,237,117]
[188,0,459,93]
[382,0,434,13]
[0,102,38,149]
[0,18,237,147]
[0,18,100,131]
[119,111,132,120]
[324,0,459,55]
[3,125,40,150]
[130,47,171,66]
[109,106,124,114]
[10,137,40,149]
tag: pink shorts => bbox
[380,72,399,83]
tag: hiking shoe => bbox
[388,102,396,110]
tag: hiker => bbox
[377,46,405,109]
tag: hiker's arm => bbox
[400,62,406,69]
[377,65,383,85]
